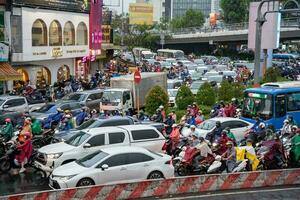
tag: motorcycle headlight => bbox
[47,153,63,159]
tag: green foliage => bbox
[175,85,195,110]
[220,0,250,23]
[232,83,246,100]
[145,86,169,115]
[218,80,234,102]
[196,82,216,106]
[171,9,205,29]
[262,67,288,83]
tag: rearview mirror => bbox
[83,143,91,148]
[87,98,92,102]
[101,164,109,170]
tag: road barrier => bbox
[1,168,300,200]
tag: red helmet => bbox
[5,118,11,123]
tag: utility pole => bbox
[121,0,124,47]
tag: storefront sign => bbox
[89,0,102,55]
[12,0,90,13]
[52,47,63,58]
[102,25,112,44]
[0,42,9,62]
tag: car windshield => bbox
[194,59,204,64]
[36,104,56,113]
[102,91,122,103]
[198,120,216,130]
[76,151,109,168]
[65,131,90,146]
[168,90,178,97]
[76,119,97,130]
[63,93,86,101]
[242,92,273,120]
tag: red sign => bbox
[134,71,141,84]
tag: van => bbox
[0,96,29,113]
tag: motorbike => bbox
[0,143,46,179]
[207,155,248,174]
[256,139,287,170]
[176,146,215,176]
[32,129,55,149]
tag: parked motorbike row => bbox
[163,125,300,176]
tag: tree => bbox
[176,85,195,110]
[171,9,205,29]
[262,67,288,83]
[196,82,216,106]
[218,80,234,102]
[145,85,169,115]
[220,0,250,23]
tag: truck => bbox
[100,72,167,114]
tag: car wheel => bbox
[147,171,164,179]
[76,178,95,187]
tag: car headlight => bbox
[47,153,62,159]
[55,175,76,182]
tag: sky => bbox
[103,0,136,14]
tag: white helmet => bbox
[259,122,265,128]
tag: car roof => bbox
[208,117,250,123]
[96,116,131,121]
[102,146,150,155]
[118,124,157,131]
[0,95,25,100]
[84,127,125,135]
[75,89,103,94]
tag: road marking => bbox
[163,187,300,199]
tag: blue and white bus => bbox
[241,86,300,129]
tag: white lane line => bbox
[163,187,300,200]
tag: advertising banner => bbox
[12,0,90,13]
[129,3,153,25]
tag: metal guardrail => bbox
[170,20,299,35]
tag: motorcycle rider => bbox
[291,127,300,165]
[224,127,236,144]
[164,113,175,136]
[43,108,64,129]
[76,107,89,126]
[1,118,13,142]
[170,124,180,153]
[222,141,236,173]
[154,109,163,123]
[31,117,42,136]
[287,115,298,126]
[189,125,200,139]
[15,132,32,173]
[60,114,74,131]
[194,137,213,163]
[20,118,32,140]
[206,121,223,143]
[281,119,291,135]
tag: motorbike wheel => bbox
[0,158,11,172]
[177,165,188,176]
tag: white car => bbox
[34,125,165,174]
[49,146,174,189]
[168,89,178,107]
[195,117,253,142]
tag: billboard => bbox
[129,3,153,25]
[90,0,102,55]
[12,0,90,13]
[248,1,281,49]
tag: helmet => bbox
[190,125,196,129]
[57,108,63,112]
[199,137,204,142]
[225,127,230,131]
[159,105,164,109]
[172,124,177,128]
[226,141,233,146]
[193,102,197,105]
[259,122,265,128]
[292,125,298,130]
[65,114,72,119]
[5,118,11,123]
[216,121,221,127]
[284,119,289,124]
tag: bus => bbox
[241,87,300,129]
[157,49,185,60]
[273,54,297,62]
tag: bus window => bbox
[275,95,286,118]
[287,92,300,111]
[242,92,273,120]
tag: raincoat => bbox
[15,139,33,163]
[291,134,300,161]
[1,122,13,141]
[31,119,42,135]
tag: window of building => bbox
[49,20,62,46]
[77,22,88,45]
[32,19,47,46]
[63,21,75,46]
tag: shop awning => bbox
[0,62,22,81]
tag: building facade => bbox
[9,0,90,87]
[171,0,212,19]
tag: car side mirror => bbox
[101,164,109,171]
[83,143,91,148]
[87,98,92,102]
[3,105,8,108]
